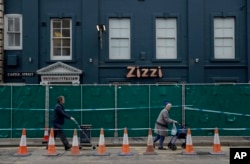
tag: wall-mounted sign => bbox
[7,72,35,77]
[126,66,163,78]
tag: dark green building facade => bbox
[3,0,250,84]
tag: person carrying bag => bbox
[153,100,178,150]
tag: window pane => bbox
[53,48,61,56]
[62,39,70,46]
[224,28,234,37]
[62,19,70,28]
[8,18,14,32]
[8,34,14,46]
[14,18,20,32]
[110,39,130,59]
[53,39,62,47]
[53,21,61,28]
[62,48,70,56]
[214,29,224,37]
[53,30,62,37]
[62,29,70,37]
[15,34,20,46]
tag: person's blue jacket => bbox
[52,103,71,126]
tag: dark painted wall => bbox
[3,0,250,84]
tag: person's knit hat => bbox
[164,100,169,106]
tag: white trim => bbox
[50,18,72,60]
[109,18,131,60]
[37,62,82,85]
[214,17,235,59]
[4,14,22,50]
[156,18,177,59]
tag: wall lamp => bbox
[96,24,106,49]
[96,24,106,32]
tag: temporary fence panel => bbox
[11,85,45,138]
[0,86,11,138]
[0,84,250,138]
[116,85,149,137]
[81,85,115,137]
[185,84,250,136]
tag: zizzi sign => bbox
[126,66,163,78]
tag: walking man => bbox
[52,96,75,150]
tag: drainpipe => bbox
[0,0,4,83]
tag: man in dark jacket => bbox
[52,96,75,150]
[153,100,178,150]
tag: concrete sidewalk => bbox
[0,136,250,147]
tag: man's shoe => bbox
[65,145,72,151]
[158,147,167,150]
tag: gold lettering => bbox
[158,66,163,78]
[136,67,141,78]
[150,68,157,77]
[126,66,136,78]
[141,68,149,77]
[126,66,163,78]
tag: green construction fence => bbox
[0,84,249,138]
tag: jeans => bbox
[153,134,165,148]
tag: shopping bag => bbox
[171,123,177,135]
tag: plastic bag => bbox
[171,123,177,135]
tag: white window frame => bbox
[214,17,235,59]
[4,14,22,50]
[109,18,131,60]
[50,18,72,60]
[156,18,177,59]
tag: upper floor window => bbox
[4,14,22,50]
[109,18,131,60]
[51,18,72,60]
[214,17,235,59]
[156,18,177,59]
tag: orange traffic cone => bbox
[43,128,59,156]
[42,127,49,144]
[14,128,31,157]
[71,129,81,156]
[143,128,157,155]
[94,128,110,156]
[118,128,134,156]
[182,128,196,155]
[209,127,225,155]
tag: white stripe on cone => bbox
[147,134,153,146]
[99,134,105,145]
[20,135,27,146]
[44,130,48,136]
[214,133,220,144]
[123,134,129,145]
[186,134,193,145]
[72,134,79,146]
[48,135,55,145]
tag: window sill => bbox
[209,58,240,62]
[104,59,136,63]
[151,59,182,63]
[46,59,77,63]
